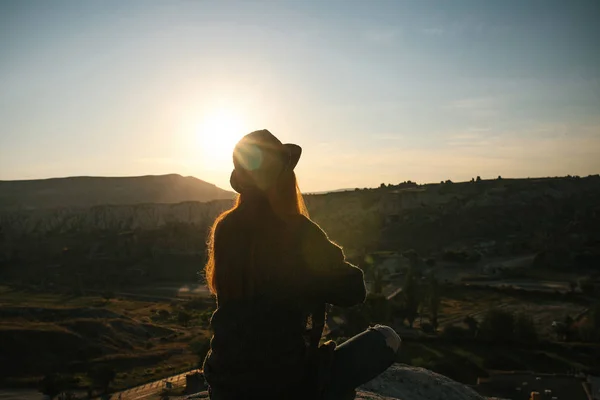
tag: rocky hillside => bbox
[0,174,234,211]
[1,176,599,288]
[0,200,233,236]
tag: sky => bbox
[1,0,599,192]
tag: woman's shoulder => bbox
[290,215,331,243]
[213,208,241,235]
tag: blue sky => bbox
[1,0,599,192]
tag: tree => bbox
[441,325,468,342]
[577,304,600,342]
[39,373,64,399]
[476,176,482,182]
[428,274,441,330]
[402,266,419,328]
[178,310,192,327]
[403,249,420,266]
[579,278,596,296]
[39,373,79,400]
[371,269,384,295]
[559,315,576,342]
[479,308,515,343]
[390,299,407,327]
[589,304,600,330]
[569,281,577,293]
[89,364,116,394]
[365,293,391,324]
[463,315,478,338]
[514,313,538,343]
[102,290,115,300]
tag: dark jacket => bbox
[203,214,366,399]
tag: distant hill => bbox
[0,174,234,210]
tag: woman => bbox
[203,130,400,400]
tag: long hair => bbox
[204,171,308,298]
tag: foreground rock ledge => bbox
[185,364,505,400]
[357,363,491,400]
[356,364,492,400]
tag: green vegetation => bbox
[396,339,600,384]
[0,286,213,391]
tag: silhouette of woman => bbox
[202,130,401,400]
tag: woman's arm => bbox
[298,216,366,307]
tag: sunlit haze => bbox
[1,1,599,192]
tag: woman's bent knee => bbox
[370,325,401,354]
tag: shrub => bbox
[514,313,538,343]
[411,357,432,369]
[441,325,468,342]
[479,308,515,343]
[420,322,434,334]
[183,298,207,310]
[442,250,481,264]
[88,365,116,394]
[102,290,115,300]
[365,293,391,324]
[39,373,79,399]
[425,258,436,267]
[579,278,596,296]
[177,310,192,327]
[463,316,478,337]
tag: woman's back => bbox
[203,210,366,397]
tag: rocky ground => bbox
[180,364,507,400]
[356,364,505,400]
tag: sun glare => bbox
[197,109,245,168]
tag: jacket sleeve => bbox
[298,217,366,307]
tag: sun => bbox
[197,109,245,168]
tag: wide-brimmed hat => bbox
[230,129,301,194]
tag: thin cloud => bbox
[448,97,498,110]
[374,133,408,141]
[363,28,399,45]
[136,157,192,167]
[446,97,501,119]
[422,27,445,36]
[449,130,491,141]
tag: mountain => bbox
[0,174,234,211]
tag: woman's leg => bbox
[321,325,401,400]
